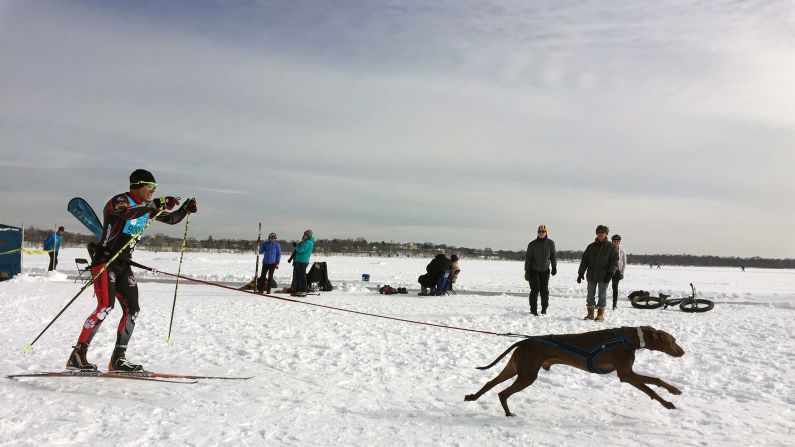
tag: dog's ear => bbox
[651,331,661,341]
[644,326,661,341]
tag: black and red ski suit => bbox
[76,192,189,349]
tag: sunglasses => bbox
[133,181,158,190]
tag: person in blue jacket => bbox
[43,226,65,271]
[292,229,316,297]
[257,232,281,294]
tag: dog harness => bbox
[533,328,635,374]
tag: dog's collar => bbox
[636,327,646,349]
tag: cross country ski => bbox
[7,370,253,382]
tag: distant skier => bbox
[43,226,65,271]
[258,232,281,294]
[66,169,198,372]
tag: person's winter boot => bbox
[583,305,595,320]
[595,307,606,322]
[612,298,618,310]
[66,343,97,371]
[108,348,144,372]
[541,306,548,315]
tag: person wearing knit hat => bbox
[291,229,316,297]
[610,234,627,310]
[65,169,199,373]
[257,232,282,294]
[577,225,619,321]
[129,168,157,190]
[525,224,557,316]
[43,226,65,271]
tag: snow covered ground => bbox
[1,247,793,446]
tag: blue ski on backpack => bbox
[67,197,103,238]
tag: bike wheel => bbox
[679,299,714,313]
[631,295,664,309]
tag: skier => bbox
[66,169,198,372]
[257,232,281,294]
[43,226,65,271]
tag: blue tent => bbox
[0,224,22,280]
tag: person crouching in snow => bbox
[450,254,461,291]
[417,253,451,296]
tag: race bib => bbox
[123,215,149,235]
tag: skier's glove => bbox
[154,196,180,210]
[551,266,557,276]
[185,198,198,213]
[524,271,530,281]
[577,275,583,284]
[615,272,623,281]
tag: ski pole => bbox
[24,208,167,352]
[254,222,261,292]
[166,209,192,344]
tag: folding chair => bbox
[74,258,91,283]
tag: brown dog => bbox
[464,326,684,416]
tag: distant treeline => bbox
[22,226,795,269]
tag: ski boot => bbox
[66,343,97,371]
[108,348,144,372]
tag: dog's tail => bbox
[475,340,525,370]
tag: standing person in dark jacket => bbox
[418,253,452,295]
[43,226,65,271]
[258,232,281,294]
[525,224,557,316]
[577,225,619,322]
[292,230,316,297]
[66,169,198,372]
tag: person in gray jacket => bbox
[577,225,619,321]
[610,234,627,309]
[524,224,557,316]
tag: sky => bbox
[1,0,793,258]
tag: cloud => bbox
[0,0,793,257]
